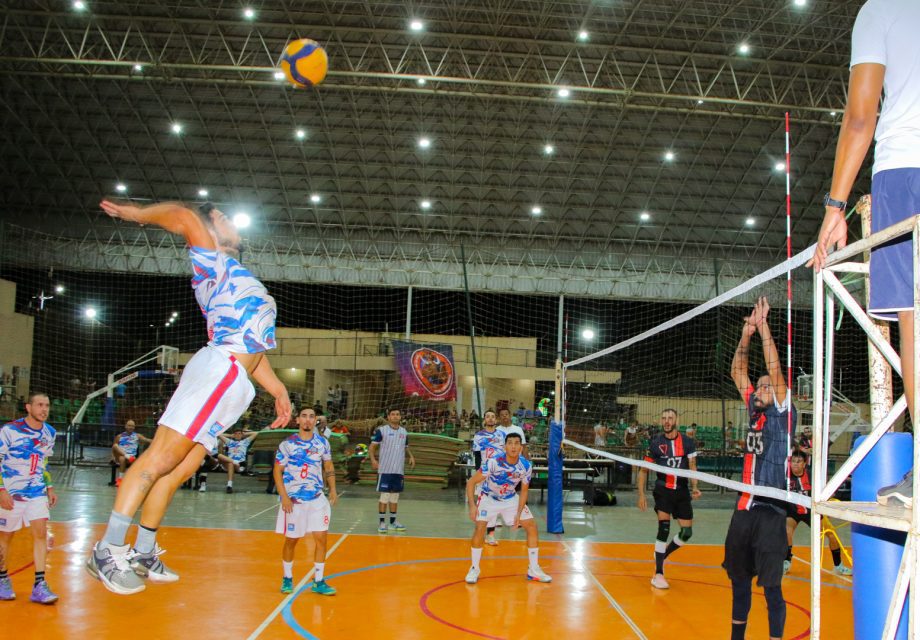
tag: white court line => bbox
[247,533,350,640]
[245,503,280,520]
[563,541,648,640]
[792,554,853,584]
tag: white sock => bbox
[471,547,483,570]
[117,471,124,479]
[227,480,233,487]
[282,560,293,578]
[314,562,325,582]
[528,547,539,571]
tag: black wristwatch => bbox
[823,193,847,210]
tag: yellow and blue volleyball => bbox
[279,39,328,88]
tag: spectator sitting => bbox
[110,419,151,487]
[624,421,640,448]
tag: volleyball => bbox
[279,39,328,87]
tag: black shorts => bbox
[786,507,810,526]
[376,473,404,493]
[653,486,693,520]
[723,505,787,588]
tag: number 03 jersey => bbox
[0,418,56,500]
[738,385,796,511]
[644,433,697,491]
[275,433,331,503]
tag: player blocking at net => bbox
[464,432,551,584]
[87,200,291,595]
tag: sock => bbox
[654,540,667,574]
[471,547,483,570]
[282,560,293,579]
[664,537,685,559]
[787,545,793,562]
[390,515,397,524]
[528,547,539,571]
[227,480,233,488]
[102,511,133,547]
[314,562,325,582]
[831,547,842,567]
[34,570,45,586]
[135,524,157,554]
[379,513,386,523]
[0,569,8,580]
[487,527,495,535]
[731,622,747,640]
[117,471,124,479]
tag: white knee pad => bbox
[379,492,392,505]
[388,493,400,505]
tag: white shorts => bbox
[476,494,533,527]
[0,497,50,532]
[160,346,256,454]
[275,495,331,537]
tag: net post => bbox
[811,265,826,639]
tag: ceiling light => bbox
[746,217,756,227]
[55,285,65,294]
[171,311,178,318]
[418,137,431,149]
[640,212,651,222]
[232,212,251,229]
[243,7,255,19]
[84,307,97,320]
[171,122,183,134]
[794,0,807,6]
[164,322,170,327]
[664,150,675,162]
[72,0,86,10]
[738,43,751,55]
[409,20,424,32]
[531,206,542,215]
[198,188,209,197]
[544,144,554,155]
[829,111,837,117]
[296,129,306,140]
[581,328,595,340]
[310,193,321,203]
[417,78,426,86]
[115,183,127,193]
[273,71,285,80]
[578,31,589,41]
[557,87,570,98]
[133,64,143,72]
[775,162,786,172]
[420,200,431,210]
[697,99,704,105]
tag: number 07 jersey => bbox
[275,433,331,503]
[0,418,56,500]
[644,433,697,491]
[738,385,796,511]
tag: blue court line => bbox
[280,554,851,638]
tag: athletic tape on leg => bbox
[563,438,810,508]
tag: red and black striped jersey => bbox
[737,384,796,511]
[644,432,697,491]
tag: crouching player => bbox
[274,407,338,596]
[464,433,551,584]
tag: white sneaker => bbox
[198,483,207,493]
[485,533,498,546]
[650,573,669,589]
[465,566,480,584]
[526,566,552,583]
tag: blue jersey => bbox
[480,453,532,501]
[190,247,277,354]
[275,433,331,503]
[0,418,56,500]
[116,431,140,457]
[371,425,409,475]
[738,385,796,511]
[472,429,505,462]
[224,437,253,463]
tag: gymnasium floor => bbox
[4,467,854,639]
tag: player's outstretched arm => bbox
[731,310,757,400]
[755,298,788,405]
[100,200,214,249]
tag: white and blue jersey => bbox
[371,425,409,475]
[480,454,532,501]
[275,433,331,503]
[190,247,277,354]
[472,429,505,462]
[225,437,253,464]
[0,418,56,500]
[116,431,140,457]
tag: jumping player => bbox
[87,200,291,595]
[725,296,795,640]
[111,420,151,486]
[0,392,59,604]
[784,451,852,576]
[471,410,504,545]
[636,408,701,589]
[219,428,258,493]
[275,407,338,596]
[369,408,415,533]
[464,432,550,584]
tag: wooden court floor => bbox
[3,522,854,639]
